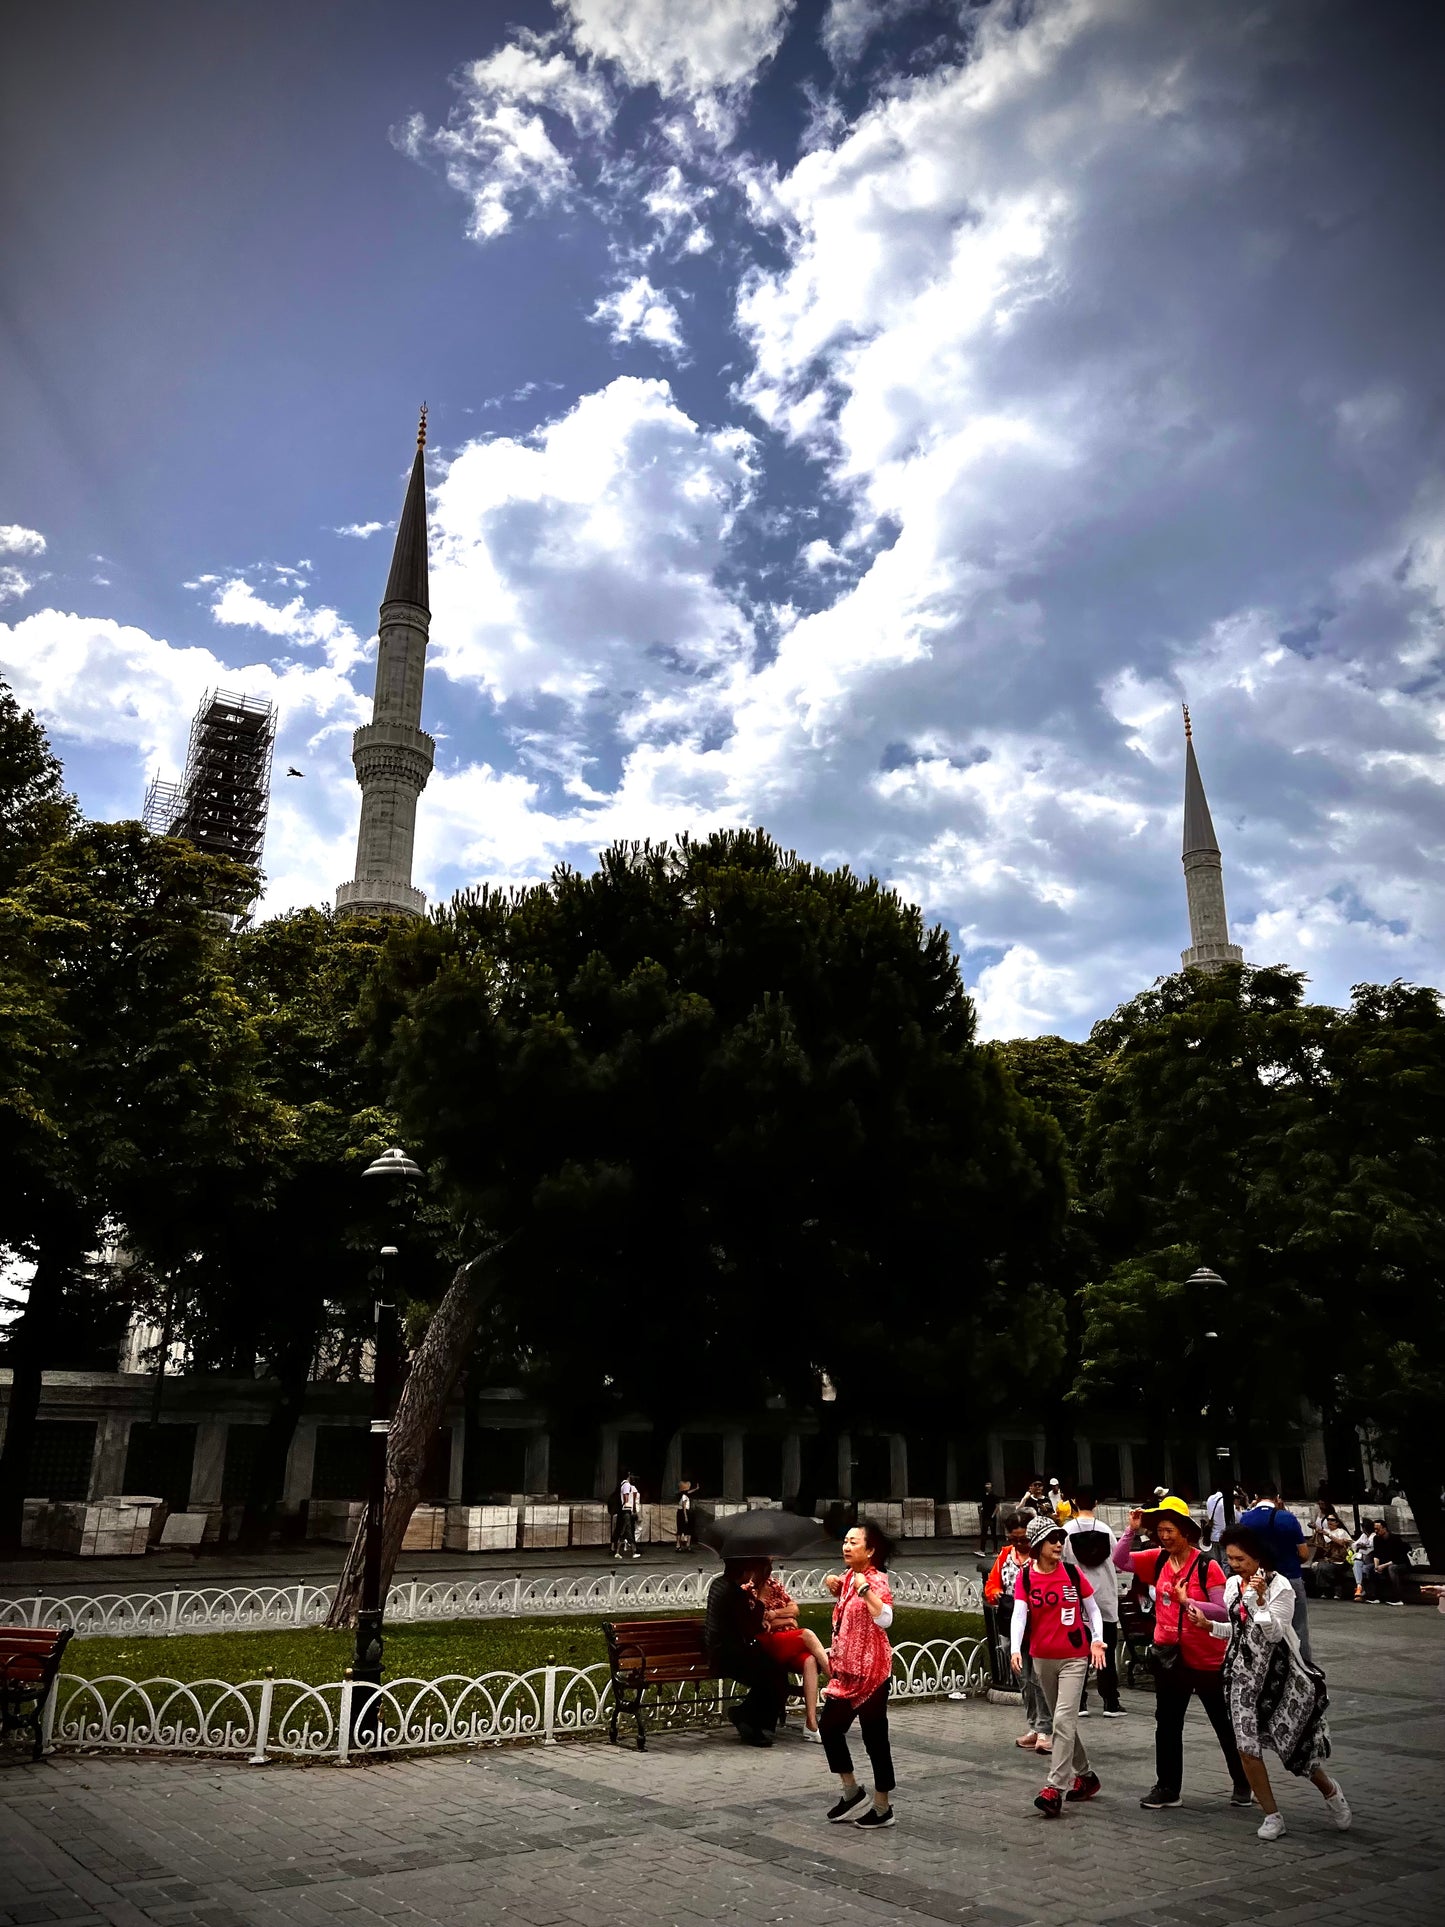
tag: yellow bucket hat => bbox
[1144,1494,1202,1541]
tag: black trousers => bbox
[1080,1622,1121,1711]
[820,1683,895,1794]
[717,1646,789,1734]
[1154,1663,1245,1796]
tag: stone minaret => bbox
[336,410,436,919]
[1180,705,1242,971]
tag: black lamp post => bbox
[353,1147,423,1728]
[1186,1266,1234,1529]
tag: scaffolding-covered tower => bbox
[143,688,277,889]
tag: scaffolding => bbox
[141,773,183,836]
[168,688,277,871]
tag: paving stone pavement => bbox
[2,1601,1442,1927]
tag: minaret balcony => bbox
[351,720,436,793]
[335,877,428,918]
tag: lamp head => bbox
[363,1147,423,1182]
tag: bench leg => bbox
[634,1691,647,1752]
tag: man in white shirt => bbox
[1204,1487,1228,1547]
[1065,1487,1126,1718]
[618,1474,642,1559]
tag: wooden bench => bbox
[1,1626,74,1760]
[602,1617,723,1751]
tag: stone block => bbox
[939,1501,980,1538]
[160,1511,209,1548]
[569,1502,610,1546]
[520,1503,569,1549]
[401,1504,447,1552]
[306,1499,367,1544]
[902,1498,936,1538]
[443,1504,517,1552]
[744,1496,781,1510]
[858,1501,903,1538]
[21,1499,86,1554]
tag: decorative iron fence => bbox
[41,1634,990,1763]
[1,1565,984,1638]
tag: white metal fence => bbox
[40,1634,991,1763]
[0,1565,984,1638]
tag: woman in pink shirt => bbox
[1113,1496,1251,1811]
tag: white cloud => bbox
[333,521,390,540]
[561,0,794,95]
[396,32,612,241]
[590,275,687,356]
[0,567,35,605]
[209,577,366,675]
[0,525,46,557]
[428,376,757,708]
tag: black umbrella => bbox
[699,1507,838,1562]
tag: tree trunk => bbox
[325,1247,499,1629]
[0,1251,67,1555]
[236,1319,318,1550]
[1391,1434,1445,1571]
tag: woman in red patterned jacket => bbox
[819,1520,898,1830]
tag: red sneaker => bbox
[1033,1787,1063,1818]
[1065,1772,1101,1803]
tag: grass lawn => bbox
[61,1605,984,1687]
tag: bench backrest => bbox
[602,1617,715,1684]
[0,1627,73,1683]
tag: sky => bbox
[3,0,1444,1039]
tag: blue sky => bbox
[3,0,1444,1036]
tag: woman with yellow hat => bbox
[1112,1495,1252,1811]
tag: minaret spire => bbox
[335,412,436,919]
[1180,705,1242,971]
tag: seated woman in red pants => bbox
[753,1569,831,1737]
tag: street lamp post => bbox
[353,1147,423,1737]
[1187,1266,1233,1529]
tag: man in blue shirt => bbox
[1238,1487,1315,1660]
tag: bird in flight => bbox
[286,766,305,778]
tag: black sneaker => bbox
[855,1805,895,1828]
[827,1786,868,1822]
[1230,1784,1255,1807]
[1140,1786,1182,1809]
[1100,1704,1127,1718]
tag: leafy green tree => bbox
[328,831,1067,1619]
[0,679,78,891]
[167,908,418,1546]
[1291,981,1445,1563]
[0,821,264,1551]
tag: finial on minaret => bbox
[417,403,427,450]
[1182,701,1192,742]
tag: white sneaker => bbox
[1385,1599,1403,1607]
[1257,1812,1286,1841]
[803,1724,822,1742]
[1324,1783,1352,1830]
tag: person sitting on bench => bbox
[704,1557,789,1746]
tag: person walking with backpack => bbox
[1113,1496,1252,1811]
[1011,1514,1107,1817]
[1065,1487,1125,1717]
[1186,1525,1351,1841]
[1236,1486,1314,1657]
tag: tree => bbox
[327,831,1067,1621]
[0,821,265,1551]
[171,908,410,1546]
[1291,982,1445,1564]
[0,679,78,891]
[1073,965,1328,1467]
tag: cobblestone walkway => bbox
[2,1602,1441,1926]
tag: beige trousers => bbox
[1033,1657,1091,1791]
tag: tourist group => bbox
[704,1490,1354,1842]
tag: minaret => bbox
[1180,705,1242,971]
[336,410,436,918]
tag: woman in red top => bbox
[753,1570,831,1737]
[1112,1495,1251,1811]
[819,1520,897,1829]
